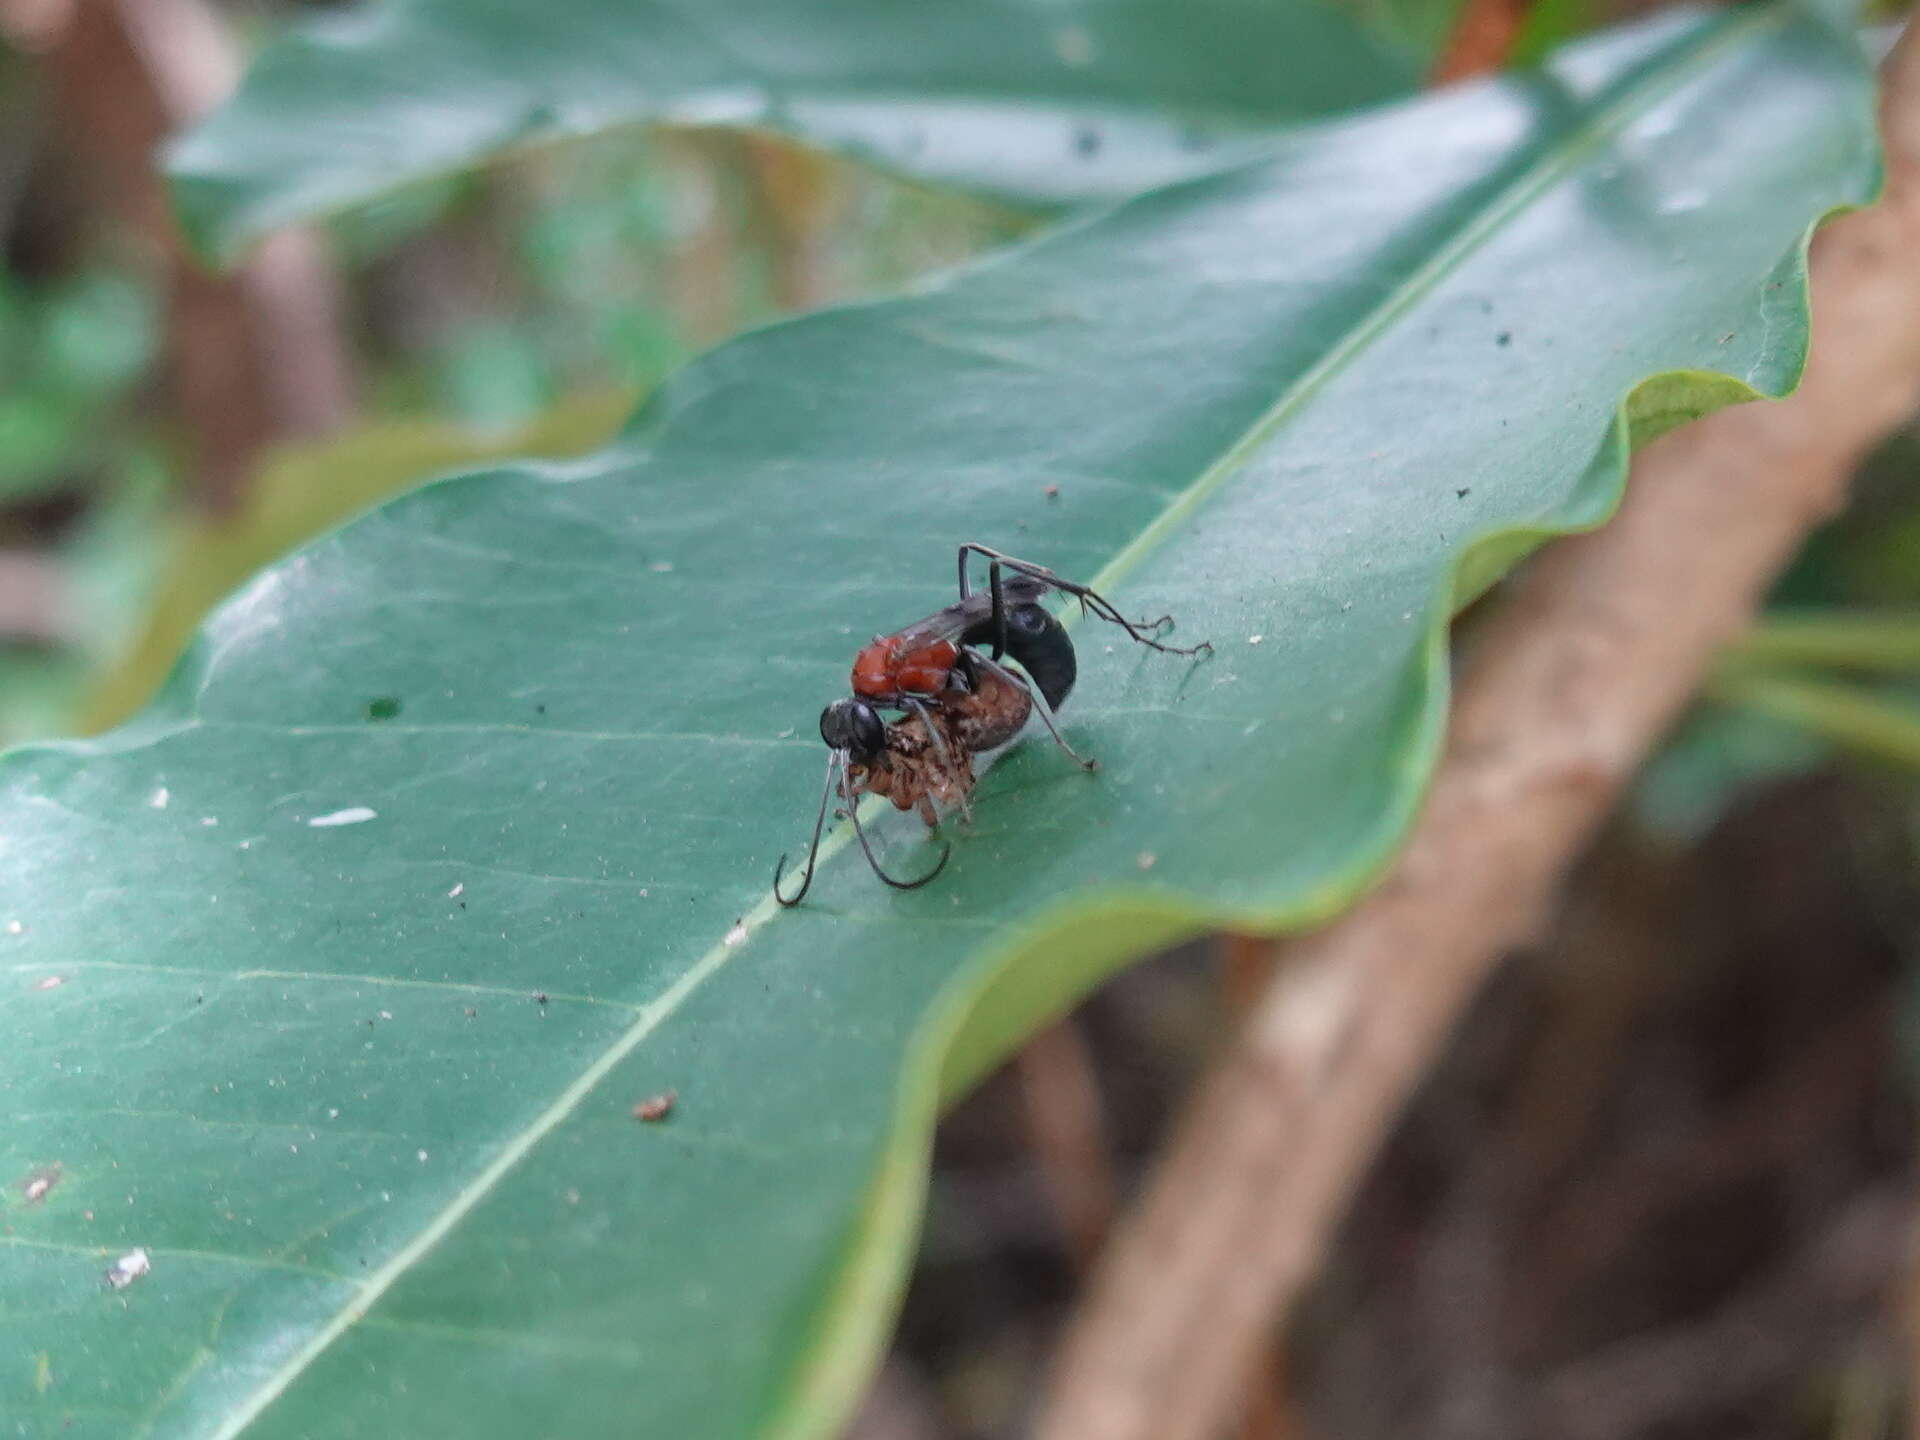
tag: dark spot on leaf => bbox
[1496,332,1512,347]
[535,704,547,715]
[1074,127,1102,158]
[1456,488,1471,499]
[534,992,549,1006]
[367,696,402,721]
[1177,125,1212,152]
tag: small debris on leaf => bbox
[448,882,464,899]
[632,1091,677,1123]
[104,1248,150,1291]
[307,807,377,828]
[1137,851,1158,870]
[33,975,63,991]
[1044,484,1061,500]
[148,787,169,810]
[22,1164,61,1204]
[724,920,749,947]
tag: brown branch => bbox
[1034,26,1920,1440]
[10,0,356,511]
[0,549,67,646]
[1015,1019,1120,1277]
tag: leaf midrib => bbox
[204,10,1783,1433]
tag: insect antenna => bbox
[845,785,951,891]
[773,751,843,907]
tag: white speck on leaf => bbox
[650,561,674,573]
[1137,852,1157,870]
[105,1248,150,1291]
[448,883,464,899]
[34,975,63,991]
[22,1165,60,1203]
[417,1150,429,1164]
[200,817,219,827]
[148,787,169,810]
[6,920,23,935]
[1248,635,1264,645]
[724,921,749,947]
[307,807,377,828]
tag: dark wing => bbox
[882,575,1051,652]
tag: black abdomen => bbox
[996,603,1076,712]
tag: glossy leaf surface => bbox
[2,9,1877,1438]
[166,0,1420,260]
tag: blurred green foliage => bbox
[0,268,160,503]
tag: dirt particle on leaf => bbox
[1456,487,1471,498]
[724,920,749,947]
[1074,126,1102,158]
[632,1091,677,1123]
[1044,484,1061,500]
[533,992,549,1006]
[21,1164,61,1204]
[104,1248,150,1291]
[1496,331,1512,347]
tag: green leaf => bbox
[1709,668,1920,771]
[3,8,1875,1438]
[1725,609,1920,672]
[165,0,1421,262]
[77,391,636,736]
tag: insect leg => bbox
[773,750,844,906]
[901,696,956,769]
[958,543,1211,658]
[845,789,951,890]
[973,651,1099,771]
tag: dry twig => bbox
[1035,27,1920,1440]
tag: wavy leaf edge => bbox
[0,16,1877,1436]
[765,180,1878,1440]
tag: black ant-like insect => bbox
[773,544,1210,905]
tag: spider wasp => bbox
[773,544,1209,905]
